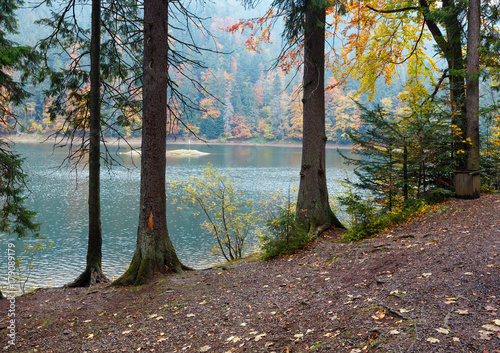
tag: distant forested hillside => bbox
[9,0,402,144]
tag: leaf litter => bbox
[2,195,500,352]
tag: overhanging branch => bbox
[366,5,420,14]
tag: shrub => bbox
[260,191,310,260]
[337,190,431,242]
[168,164,261,262]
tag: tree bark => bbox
[67,0,107,287]
[420,0,467,169]
[465,0,481,172]
[296,1,344,231]
[114,0,187,286]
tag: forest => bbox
[1,1,500,351]
[1,0,499,283]
[4,0,405,144]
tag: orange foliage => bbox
[287,93,303,140]
[200,97,220,120]
[230,115,252,139]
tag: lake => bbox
[0,142,354,294]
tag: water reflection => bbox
[0,142,354,294]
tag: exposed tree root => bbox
[66,265,108,288]
[112,253,192,287]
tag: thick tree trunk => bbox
[296,1,344,231]
[446,6,467,171]
[113,0,186,286]
[67,0,107,287]
[420,0,467,168]
[465,0,480,172]
[454,0,481,199]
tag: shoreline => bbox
[2,133,352,150]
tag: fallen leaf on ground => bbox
[478,330,493,340]
[436,327,450,334]
[87,333,94,339]
[445,298,458,304]
[122,330,131,335]
[485,305,497,311]
[371,311,385,320]
[456,309,469,315]
[390,290,406,296]
[199,345,211,352]
[482,324,500,332]
[426,337,440,343]
[422,273,432,278]
[389,330,400,334]
[492,319,500,326]
[255,333,266,341]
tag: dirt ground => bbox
[1,194,499,353]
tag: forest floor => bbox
[1,194,500,353]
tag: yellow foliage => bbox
[167,164,262,261]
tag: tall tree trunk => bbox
[114,0,187,286]
[445,0,467,171]
[465,0,481,172]
[296,1,344,231]
[67,0,107,287]
[420,0,466,168]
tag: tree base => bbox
[112,254,192,287]
[66,265,108,288]
[298,209,346,233]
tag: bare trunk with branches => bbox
[296,1,344,231]
[113,0,187,286]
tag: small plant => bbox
[14,238,54,294]
[168,164,261,261]
[260,189,310,260]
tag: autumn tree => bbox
[230,114,252,139]
[332,1,496,196]
[287,89,303,140]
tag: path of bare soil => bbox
[1,195,500,353]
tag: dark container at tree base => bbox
[454,170,481,199]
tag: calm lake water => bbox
[0,142,354,294]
